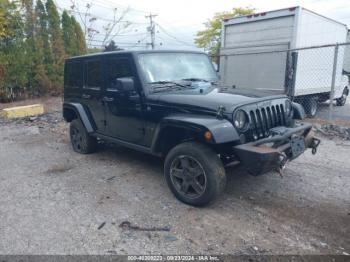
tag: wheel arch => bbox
[63,102,95,133]
[150,115,240,156]
[292,102,306,120]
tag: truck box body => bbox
[220,7,349,99]
[344,30,350,73]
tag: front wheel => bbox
[302,97,318,118]
[336,88,348,106]
[164,142,226,206]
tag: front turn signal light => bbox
[204,131,212,141]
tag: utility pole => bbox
[145,13,157,50]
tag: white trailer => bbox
[220,6,349,117]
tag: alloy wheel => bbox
[170,155,207,199]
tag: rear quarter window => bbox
[64,61,82,89]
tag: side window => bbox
[85,60,102,90]
[65,62,82,89]
[107,58,134,91]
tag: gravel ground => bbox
[0,111,349,256]
[316,99,350,121]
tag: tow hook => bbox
[276,153,288,178]
[311,138,321,155]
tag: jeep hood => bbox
[148,87,286,113]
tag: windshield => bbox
[137,53,218,83]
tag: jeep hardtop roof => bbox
[66,50,206,61]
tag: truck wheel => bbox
[303,97,318,118]
[69,118,97,154]
[336,88,348,106]
[164,142,226,206]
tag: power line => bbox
[58,8,147,25]
[87,39,143,44]
[92,0,149,14]
[156,23,195,47]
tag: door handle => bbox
[129,94,140,102]
[103,96,114,102]
[82,94,91,99]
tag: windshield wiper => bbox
[181,78,210,82]
[149,81,195,93]
[149,80,189,88]
[181,78,218,85]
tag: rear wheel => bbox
[164,142,226,206]
[302,97,318,118]
[70,119,97,154]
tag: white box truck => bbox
[220,6,349,117]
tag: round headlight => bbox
[285,100,292,116]
[234,110,248,130]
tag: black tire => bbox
[336,88,348,106]
[164,142,226,206]
[69,118,97,154]
[302,97,318,118]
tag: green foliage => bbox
[45,0,65,90]
[195,7,254,57]
[72,16,86,55]
[0,0,28,101]
[62,12,87,56]
[62,10,76,56]
[35,0,52,65]
[0,0,87,101]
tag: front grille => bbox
[249,104,285,139]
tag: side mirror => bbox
[116,77,135,92]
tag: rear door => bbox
[222,43,290,93]
[82,58,106,132]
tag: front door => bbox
[81,58,106,132]
[103,56,145,144]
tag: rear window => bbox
[85,60,102,90]
[65,61,82,88]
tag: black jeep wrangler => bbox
[63,50,320,206]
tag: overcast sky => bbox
[56,0,350,50]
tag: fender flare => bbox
[63,102,95,133]
[151,114,240,152]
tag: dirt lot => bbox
[0,98,349,255]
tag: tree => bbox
[0,0,27,101]
[104,40,123,52]
[62,10,77,56]
[72,16,86,55]
[0,0,87,101]
[69,0,131,47]
[46,0,65,91]
[22,0,37,92]
[0,0,10,38]
[62,12,86,56]
[33,0,53,93]
[195,8,254,58]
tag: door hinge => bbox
[139,127,146,135]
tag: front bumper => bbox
[233,124,320,176]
